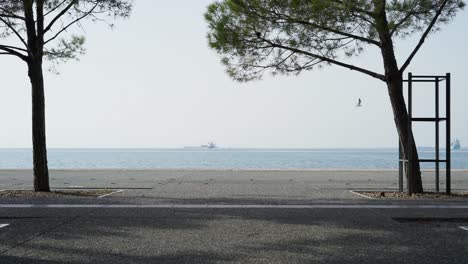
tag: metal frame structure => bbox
[399,73,451,194]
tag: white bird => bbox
[356,98,363,107]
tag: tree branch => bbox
[43,0,68,17]
[43,0,78,33]
[44,2,99,45]
[258,36,385,81]
[0,7,25,20]
[0,44,28,61]
[389,4,422,36]
[0,17,29,51]
[400,0,449,73]
[0,13,25,20]
[289,18,381,47]
[247,7,380,47]
[0,44,27,52]
[331,0,376,17]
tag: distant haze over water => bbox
[0,148,466,170]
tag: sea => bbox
[0,148,467,170]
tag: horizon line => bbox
[0,146,456,150]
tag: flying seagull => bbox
[356,98,362,107]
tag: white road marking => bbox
[0,190,6,192]
[98,190,124,199]
[0,224,9,229]
[459,226,468,231]
[69,186,85,188]
[0,204,467,209]
[349,191,374,199]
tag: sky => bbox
[0,1,467,149]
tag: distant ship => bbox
[451,139,461,150]
[201,142,217,149]
[184,142,217,150]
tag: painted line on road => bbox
[0,190,6,192]
[0,204,468,209]
[53,187,153,190]
[349,191,374,199]
[459,226,468,231]
[98,190,124,199]
[0,224,9,229]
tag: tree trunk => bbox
[373,0,424,194]
[386,75,423,194]
[28,61,50,192]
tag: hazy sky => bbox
[0,1,467,148]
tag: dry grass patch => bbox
[356,191,468,200]
[0,189,113,198]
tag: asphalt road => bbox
[0,170,467,263]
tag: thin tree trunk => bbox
[387,76,423,194]
[373,0,423,194]
[28,61,50,192]
[22,0,49,192]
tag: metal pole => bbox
[446,73,451,194]
[435,77,440,192]
[399,78,404,193]
[399,140,403,192]
[407,72,413,194]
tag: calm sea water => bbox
[0,148,467,169]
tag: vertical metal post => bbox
[407,72,413,194]
[446,73,451,194]
[399,140,403,192]
[435,77,440,192]
[399,78,404,193]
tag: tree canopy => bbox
[0,0,132,66]
[205,0,465,82]
[205,0,465,194]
